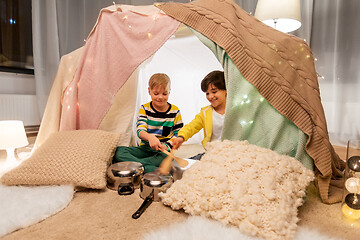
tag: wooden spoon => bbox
[160,149,189,168]
[159,150,174,175]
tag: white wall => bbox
[135,28,223,145]
[0,72,36,95]
[0,72,40,125]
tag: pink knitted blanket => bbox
[60,9,180,130]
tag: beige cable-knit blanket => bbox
[156,0,345,204]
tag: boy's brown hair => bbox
[201,70,226,92]
[149,73,171,91]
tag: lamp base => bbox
[1,148,20,171]
[5,148,19,165]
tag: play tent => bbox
[36,0,344,203]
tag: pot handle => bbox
[118,183,134,195]
[132,190,154,219]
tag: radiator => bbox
[0,94,41,126]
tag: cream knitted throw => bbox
[160,140,314,240]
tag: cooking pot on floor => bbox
[132,172,173,219]
[170,158,198,181]
[106,162,144,195]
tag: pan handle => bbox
[118,183,134,195]
[132,190,154,219]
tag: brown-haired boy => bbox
[113,73,183,173]
[172,70,226,158]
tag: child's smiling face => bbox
[205,84,226,111]
[149,84,170,111]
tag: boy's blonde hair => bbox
[149,73,171,91]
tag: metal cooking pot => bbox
[106,162,144,195]
[170,158,198,181]
[132,172,173,219]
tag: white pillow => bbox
[160,140,314,240]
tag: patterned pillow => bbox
[1,130,120,189]
[159,140,314,240]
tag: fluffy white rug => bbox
[0,184,74,237]
[142,216,340,240]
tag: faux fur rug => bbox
[143,216,340,240]
[0,184,74,237]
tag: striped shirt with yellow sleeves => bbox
[137,101,183,149]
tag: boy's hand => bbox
[148,134,162,150]
[172,137,184,150]
[158,144,168,152]
[139,131,164,151]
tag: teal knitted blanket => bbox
[192,29,314,170]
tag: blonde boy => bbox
[113,73,183,173]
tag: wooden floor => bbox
[333,145,347,159]
[2,142,360,240]
[334,144,360,162]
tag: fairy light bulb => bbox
[344,193,360,215]
[348,156,360,172]
[342,203,360,220]
[345,177,360,193]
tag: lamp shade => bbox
[0,120,29,149]
[254,0,301,33]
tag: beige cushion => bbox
[159,140,314,240]
[1,130,120,189]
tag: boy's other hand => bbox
[148,134,162,150]
[172,137,184,150]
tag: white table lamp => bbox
[254,0,302,33]
[0,120,29,166]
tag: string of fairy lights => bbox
[77,5,358,222]
[342,155,360,221]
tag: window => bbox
[0,0,33,74]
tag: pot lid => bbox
[143,172,172,187]
[108,162,144,178]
